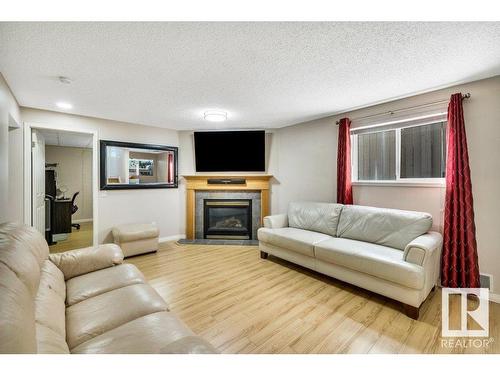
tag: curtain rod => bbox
[335,93,471,125]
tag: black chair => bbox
[71,192,81,230]
[45,194,56,244]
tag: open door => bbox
[31,129,45,234]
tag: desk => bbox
[52,199,72,234]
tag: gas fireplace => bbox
[203,199,252,240]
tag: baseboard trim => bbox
[489,293,500,304]
[159,234,186,243]
[72,218,93,224]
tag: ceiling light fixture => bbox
[204,110,227,122]
[56,101,73,110]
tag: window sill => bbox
[352,180,446,188]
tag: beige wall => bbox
[272,118,446,231]
[45,145,93,222]
[8,121,24,223]
[0,73,22,223]
[177,131,279,234]
[6,73,500,295]
[21,108,181,243]
[272,75,500,295]
[269,118,337,214]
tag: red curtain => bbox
[441,93,480,288]
[337,117,353,204]
[167,152,174,184]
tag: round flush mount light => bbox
[56,101,73,110]
[204,110,227,122]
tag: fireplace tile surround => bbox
[195,191,261,240]
[183,175,272,241]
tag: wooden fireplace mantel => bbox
[183,175,273,240]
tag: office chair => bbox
[44,194,56,244]
[71,192,81,230]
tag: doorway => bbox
[25,123,98,251]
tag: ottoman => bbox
[112,223,159,257]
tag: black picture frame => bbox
[100,140,178,190]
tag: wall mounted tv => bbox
[194,130,265,172]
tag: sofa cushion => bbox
[336,205,432,250]
[288,201,344,237]
[159,336,218,354]
[257,227,331,257]
[66,263,145,306]
[315,238,424,289]
[0,223,49,297]
[34,260,69,353]
[0,223,50,354]
[0,263,38,353]
[35,324,70,354]
[71,311,216,354]
[49,244,124,280]
[66,283,168,349]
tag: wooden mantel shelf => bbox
[183,174,272,188]
[183,175,273,178]
[183,175,273,240]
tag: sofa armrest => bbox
[49,244,124,280]
[159,336,218,354]
[403,231,443,266]
[263,214,288,229]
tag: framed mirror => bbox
[100,140,178,190]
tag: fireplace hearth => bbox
[203,199,252,240]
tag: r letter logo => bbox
[442,288,489,337]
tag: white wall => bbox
[45,145,93,222]
[106,146,130,184]
[21,108,182,243]
[0,73,22,223]
[271,75,500,295]
[8,73,500,296]
[270,118,338,214]
[177,130,280,234]
[8,123,24,223]
[353,186,445,232]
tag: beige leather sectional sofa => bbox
[0,223,216,354]
[258,202,443,319]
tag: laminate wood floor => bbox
[49,221,93,253]
[126,242,500,354]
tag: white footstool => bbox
[112,223,159,258]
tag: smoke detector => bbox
[58,76,72,84]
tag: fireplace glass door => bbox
[203,199,252,240]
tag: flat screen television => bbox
[194,130,265,172]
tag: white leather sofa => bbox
[258,202,442,319]
[0,223,216,354]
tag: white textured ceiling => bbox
[40,129,93,148]
[1,22,500,130]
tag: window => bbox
[352,119,446,184]
[357,130,396,180]
[129,158,154,176]
[400,122,446,178]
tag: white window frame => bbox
[351,119,446,188]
